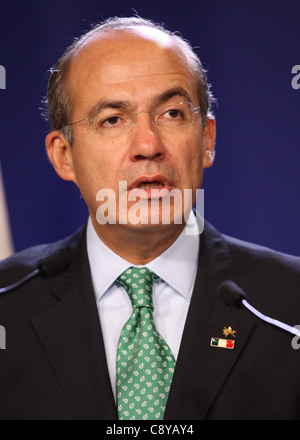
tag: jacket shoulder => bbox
[0,225,86,286]
[224,233,300,272]
[202,221,300,315]
[220,231,300,317]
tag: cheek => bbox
[70,147,108,203]
[72,140,115,181]
[179,137,203,183]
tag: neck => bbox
[91,220,185,265]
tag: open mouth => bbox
[137,181,165,189]
[129,175,172,191]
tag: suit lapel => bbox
[31,227,117,420]
[164,222,255,420]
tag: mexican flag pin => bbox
[210,337,235,349]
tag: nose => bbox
[128,112,166,162]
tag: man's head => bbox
[45,16,216,256]
[45,16,214,145]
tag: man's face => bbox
[49,28,215,235]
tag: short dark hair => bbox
[44,16,215,145]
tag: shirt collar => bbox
[86,211,200,302]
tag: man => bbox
[1,16,300,420]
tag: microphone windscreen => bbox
[37,252,70,278]
[218,280,248,308]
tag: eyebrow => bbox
[88,99,131,119]
[87,87,193,119]
[155,87,192,106]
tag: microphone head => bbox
[37,252,70,278]
[218,280,248,309]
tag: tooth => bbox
[138,182,164,189]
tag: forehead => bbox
[67,28,198,112]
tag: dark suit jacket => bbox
[1,221,300,420]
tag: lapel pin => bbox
[223,325,236,338]
[210,337,235,349]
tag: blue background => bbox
[1,0,300,255]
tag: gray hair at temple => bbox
[44,16,215,145]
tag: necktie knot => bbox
[117,267,158,310]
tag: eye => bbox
[164,109,183,119]
[100,116,122,127]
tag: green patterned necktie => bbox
[116,267,176,420]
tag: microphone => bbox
[218,280,300,338]
[0,252,70,294]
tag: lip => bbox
[128,175,173,191]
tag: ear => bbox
[202,115,216,169]
[45,131,77,183]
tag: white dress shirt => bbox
[86,211,200,400]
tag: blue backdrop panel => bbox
[0,0,299,255]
